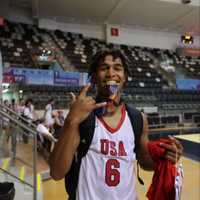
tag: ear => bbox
[122,72,127,86]
[123,72,127,83]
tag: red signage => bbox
[183,48,200,57]
[111,28,119,37]
[3,75,14,83]
[0,17,4,26]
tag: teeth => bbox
[106,80,118,85]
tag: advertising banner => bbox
[54,71,80,86]
[3,68,86,87]
[176,79,200,91]
[24,69,54,85]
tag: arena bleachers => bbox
[1,19,200,116]
[0,20,57,69]
[152,48,200,79]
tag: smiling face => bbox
[94,54,126,101]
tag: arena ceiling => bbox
[5,0,200,35]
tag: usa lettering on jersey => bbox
[100,139,127,156]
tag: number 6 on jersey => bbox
[105,159,120,186]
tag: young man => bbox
[50,50,183,200]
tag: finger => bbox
[159,142,177,153]
[165,150,181,163]
[70,92,76,103]
[80,84,91,97]
[86,96,95,102]
[166,150,182,158]
[87,99,96,105]
[166,151,176,159]
[168,136,183,151]
[93,102,107,109]
[165,154,176,164]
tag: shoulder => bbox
[125,104,143,123]
[125,103,141,114]
[125,103,147,122]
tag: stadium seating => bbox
[1,20,200,115]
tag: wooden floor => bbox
[1,137,49,175]
[43,179,68,200]
[175,133,200,143]
[43,156,200,200]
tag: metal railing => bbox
[0,104,38,200]
[0,103,37,130]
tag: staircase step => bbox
[0,163,43,199]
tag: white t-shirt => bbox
[76,107,138,200]
[18,105,25,115]
[44,104,54,127]
[36,123,57,142]
[23,106,34,121]
[36,124,50,136]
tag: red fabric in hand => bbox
[146,139,176,200]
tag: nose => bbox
[106,66,115,78]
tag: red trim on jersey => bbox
[98,104,126,133]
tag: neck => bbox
[97,99,123,117]
[108,105,120,116]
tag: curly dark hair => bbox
[88,50,130,79]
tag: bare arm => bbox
[49,84,106,180]
[137,113,154,171]
[49,118,80,180]
[137,114,183,171]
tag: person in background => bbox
[21,98,35,143]
[44,99,55,129]
[36,118,57,153]
[57,110,65,126]
[17,99,25,116]
[2,100,11,143]
[10,99,18,112]
[23,98,35,123]
[10,98,19,159]
[3,99,10,108]
[52,110,64,139]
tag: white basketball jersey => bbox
[76,106,138,200]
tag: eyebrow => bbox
[100,62,123,67]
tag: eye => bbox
[114,64,123,71]
[99,64,108,71]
